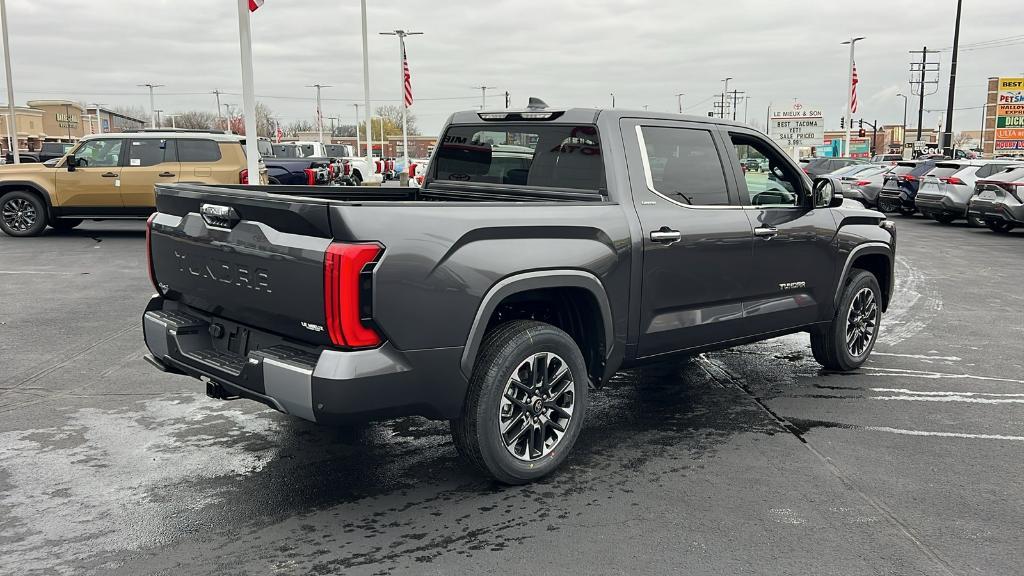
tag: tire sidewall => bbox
[0,191,47,237]
[833,272,882,370]
[475,327,588,483]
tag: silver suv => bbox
[915,160,1023,225]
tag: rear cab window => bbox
[432,124,605,192]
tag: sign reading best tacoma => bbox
[995,78,1024,152]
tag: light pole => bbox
[743,96,751,124]
[942,0,964,157]
[896,93,908,150]
[353,103,361,156]
[720,78,732,118]
[610,93,615,108]
[166,114,179,129]
[327,116,339,138]
[138,83,164,129]
[1,0,19,163]
[153,109,163,128]
[841,37,865,157]
[675,92,684,114]
[359,0,374,178]
[90,103,106,134]
[381,29,422,182]
[307,83,330,143]
[472,85,497,109]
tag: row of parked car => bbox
[808,156,1024,234]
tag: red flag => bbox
[249,0,263,12]
[851,63,859,114]
[275,124,283,143]
[403,45,413,108]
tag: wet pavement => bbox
[1,217,1021,575]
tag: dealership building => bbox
[1,99,145,155]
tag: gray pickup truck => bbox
[143,105,897,483]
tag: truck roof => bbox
[447,107,753,130]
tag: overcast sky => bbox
[3,0,1021,135]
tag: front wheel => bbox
[451,320,588,484]
[932,214,956,224]
[811,270,882,371]
[50,218,82,231]
[0,190,48,237]
[898,205,916,216]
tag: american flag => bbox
[403,44,413,108]
[850,63,859,114]
[249,0,264,11]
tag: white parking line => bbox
[865,426,1024,442]
[871,352,962,361]
[870,388,1024,397]
[862,367,1024,385]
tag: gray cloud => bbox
[2,0,1020,134]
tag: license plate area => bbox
[978,190,997,200]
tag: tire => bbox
[50,218,82,231]
[967,214,984,227]
[986,221,1016,234]
[451,320,589,484]
[932,214,955,224]
[810,270,882,371]
[898,205,916,216]
[351,171,363,186]
[0,190,48,237]
[267,177,281,185]
[877,198,897,213]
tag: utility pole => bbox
[841,37,864,158]
[212,89,224,130]
[675,92,684,114]
[381,29,422,183]
[327,116,338,138]
[720,77,732,118]
[166,114,179,129]
[1,0,18,163]
[307,83,330,143]
[472,85,496,109]
[610,93,615,108]
[138,83,164,129]
[153,109,163,128]
[942,0,964,157]
[743,96,751,124]
[909,46,941,145]
[353,103,361,156]
[505,90,510,109]
[728,89,745,121]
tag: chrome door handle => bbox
[754,227,778,239]
[650,228,682,245]
[101,172,118,177]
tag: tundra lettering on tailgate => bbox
[173,250,272,293]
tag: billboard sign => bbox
[995,78,1024,154]
[768,103,824,148]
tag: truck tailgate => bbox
[149,184,335,346]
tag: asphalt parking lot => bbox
[1,216,1022,576]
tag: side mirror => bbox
[813,176,845,208]
[66,155,77,171]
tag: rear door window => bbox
[177,139,222,163]
[975,163,1012,178]
[433,124,604,191]
[639,126,730,206]
[127,139,174,167]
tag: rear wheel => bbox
[932,214,955,224]
[50,218,82,231]
[967,214,984,227]
[351,171,363,186]
[0,190,47,237]
[986,221,1016,234]
[811,270,882,371]
[898,205,916,216]
[877,198,897,213]
[451,320,588,484]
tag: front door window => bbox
[730,135,805,207]
[75,139,122,168]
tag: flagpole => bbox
[2,0,20,164]
[399,35,409,184]
[237,0,259,185]
[841,37,864,158]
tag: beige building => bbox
[1,100,144,155]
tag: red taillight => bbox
[409,162,417,177]
[328,163,336,177]
[855,179,871,186]
[323,242,383,348]
[304,168,316,186]
[802,168,810,174]
[343,161,351,176]
[146,213,161,294]
[239,169,248,184]
[375,160,382,173]
[904,174,917,182]
[946,176,965,185]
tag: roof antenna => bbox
[527,97,548,110]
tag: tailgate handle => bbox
[200,203,240,228]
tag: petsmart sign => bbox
[996,77,1024,154]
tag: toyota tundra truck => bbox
[143,104,897,484]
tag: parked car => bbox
[915,160,1023,225]
[968,166,1024,233]
[877,159,940,215]
[5,141,76,164]
[827,163,886,179]
[870,153,903,165]
[142,106,896,483]
[0,131,266,237]
[839,165,894,209]
[276,141,376,186]
[803,157,864,177]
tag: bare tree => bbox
[285,120,314,136]
[255,102,275,138]
[374,105,419,136]
[952,131,972,150]
[169,110,217,130]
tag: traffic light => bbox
[858,119,864,129]
[840,117,845,129]
[858,127,866,138]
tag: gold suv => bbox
[0,131,264,236]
